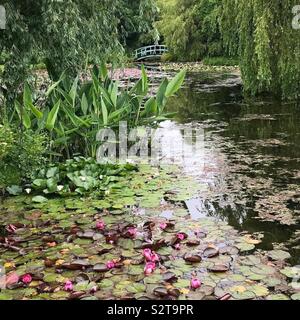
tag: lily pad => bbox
[267,250,291,261]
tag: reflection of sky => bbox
[156,120,248,222]
[155,120,206,175]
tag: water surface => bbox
[164,71,300,264]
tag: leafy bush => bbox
[30,157,136,196]
[11,64,186,159]
[0,127,47,192]
[0,125,15,160]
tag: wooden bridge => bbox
[134,45,168,61]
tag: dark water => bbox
[166,71,300,264]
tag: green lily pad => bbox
[249,285,269,297]
[99,279,114,289]
[280,266,300,278]
[32,196,48,203]
[267,250,291,261]
[266,294,290,300]
[127,283,146,293]
[291,293,300,300]
[174,279,190,289]
[232,291,255,300]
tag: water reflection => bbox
[163,71,300,263]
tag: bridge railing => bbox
[134,45,168,61]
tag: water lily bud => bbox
[96,220,105,230]
[21,274,32,284]
[143,248,152,261]
[174,243,181,250]
[190,278,201,289]
[144,262,156,275]
[127,227,137,237]
[177,233,185,241]
[150,252,160,262]
[159,223,167,230]
[106,260,116,269]
[64,280,73,291]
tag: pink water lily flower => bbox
[174,243,181,250]
[177,233,185,241]
[106,260,116,269]
[64,280,73,292]
[144,262,156,275]
[96,220,105,230]
[143,248,152,261]
[159,223,167,230]
[190,278,201,289]
[150,252,160,262]
[21,274,32,284]
[127,227,137,237]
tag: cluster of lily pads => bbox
[0,165,299,300]
[160,62,239,74]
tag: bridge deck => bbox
[134,45,168,61]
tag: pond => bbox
[1,68,300,300]
[163,70,300,265]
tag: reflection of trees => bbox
[203,199,294,251]
[166,82,242,123]
[168,73,300,253]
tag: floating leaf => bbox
[267,250,291,261]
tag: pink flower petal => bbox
[190,278,201,289]
[96,220,105,230]
[64,280,73,291]
[106,261,116,269]
[21,274,32,284]
[159,223,167,230]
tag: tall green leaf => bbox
[24,83,43,119]
[81,93,89,115]
[100,62,108,81]
[143,97,157,116]
[101,97,108,126]
[46,100,61,131]
[69,76,79,107]
[156,78,169,110]
[46,72,65,96]
[15,101,31,129]
[165,69,186,98]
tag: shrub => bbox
[0,127,47,192]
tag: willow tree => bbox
[0,0,157,96]
[156,0,225,61]
[221,0,300,99]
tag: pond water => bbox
[162,71,300,264]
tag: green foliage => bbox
[0,0,158,96]
[0,127,47,190]
[7,66,185,160]
[31,157,137,196]
[221,0,300,99]
[156,0,228,61]
[0,124,14,160]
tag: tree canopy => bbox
[156,0,227,61]
[0,0,157,93]
[221,0,300,99]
